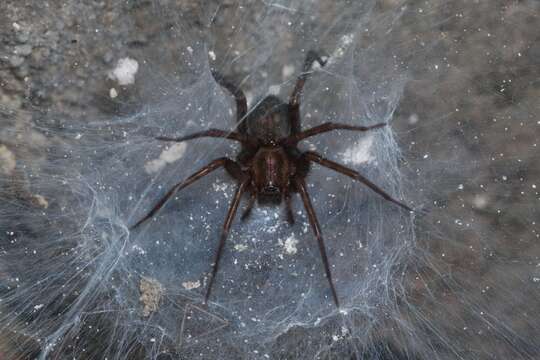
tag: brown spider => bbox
[131,51,412,308]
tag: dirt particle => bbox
[279,235,299,255]
[108,57,139,86]
[0,145,16,175]
[32,194,49,209]
[139,277,163,317]
[9,56,25,68]
[14,44,33,57]
[144,143,187,173]
[182,280,201,290]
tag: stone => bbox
[14,44,33,57]
[9,56,24,68]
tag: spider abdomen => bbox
[246,95,290,143]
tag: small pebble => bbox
[109,88,118,98]
[0,145,16,175]
[15,31,30,44]
[9,56,25,68]
[103,51,114,64]
[32,195,49,209]
[14,44,33,56]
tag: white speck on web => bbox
[131,245,146,255]
[234,244,249,252]
[208,50,216,61]
[212,181,230,194]
[268,85,281,95]
[182,280,201,290]
[340,136,375,165]
[329,33,355,63]
[280,234,299,255]
[108,57,139,86]
[144,143,187,173]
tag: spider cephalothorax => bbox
[131,51,412,308]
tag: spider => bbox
[131,51,412,308]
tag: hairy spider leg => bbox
[156,129,249,144]
[303,151,413,212]
[130,157,241,229]
[242,190,294,224]
[294,177,340,308]
[211,71,248,135]
[204,179,249,304]
[288,50,328,134]
[240,191,257,221]
[281,122,387,146]
[284,192,295,224]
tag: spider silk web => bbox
[0,0,539,359]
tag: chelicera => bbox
[131,51,412,308]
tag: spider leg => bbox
[303,151,413,212]
[130,157,237,229]
[157,129,255,146]
[288,50,328,134]
[211,71,248,135]
[294,177,340,308]
[281,122,386,145]
[284,192,295,225]
[240,191,256,221]
[204,179,249,304]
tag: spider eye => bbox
[264,185,280,194]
